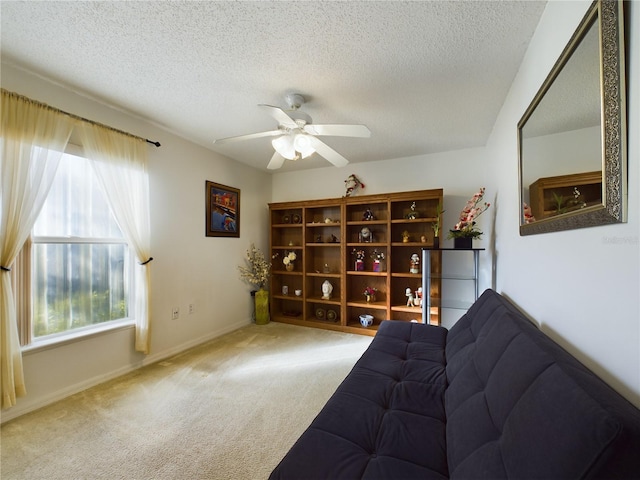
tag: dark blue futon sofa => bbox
[270,289,640,479]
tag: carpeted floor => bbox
[1,322,373,480]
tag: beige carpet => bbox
[1,322,373,480]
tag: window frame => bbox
[15,148,136,351]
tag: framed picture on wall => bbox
[205,181,240,238]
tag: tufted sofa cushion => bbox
[445,289,640,479]
[269,320,449,479]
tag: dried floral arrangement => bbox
[370,249,386,261]
[363,286,377,298]
[238,243,271,289]
[351,248,366,260]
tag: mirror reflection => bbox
[521,17,601,221]
[518,0,626,235]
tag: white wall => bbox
[1,63,272,422]
[272,0,640,408]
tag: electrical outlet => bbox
[189,303,195,314]
[172,307,179,320]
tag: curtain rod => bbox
[2,88,161,147]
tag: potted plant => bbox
[447,188,491,248]
[432,202,444,249]
[238,244,271,324]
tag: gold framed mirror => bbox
[518,0,627,235]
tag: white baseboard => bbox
[1,319,248,424]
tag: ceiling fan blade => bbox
[307,136,349,168]
[213,129,282,144]
[267,151,286,170]
[303,124,371,138]
[258,105,299,129]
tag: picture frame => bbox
[205,181,240,237]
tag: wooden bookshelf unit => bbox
[269,189,443,336]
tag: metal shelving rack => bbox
[421,247,484,325]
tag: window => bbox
[25,151,133,343]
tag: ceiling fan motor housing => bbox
[285,93,305,110]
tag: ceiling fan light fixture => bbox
[216,94,368,169]
[294,133,315,158]
[272,135,296,160]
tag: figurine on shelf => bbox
[402,231,410,243]
[321,280,333,300]
[359,227,373,243]
[330,234,339,243]
[363,207,375,221]
[406,287,414,307]
[410,253,420,274]
[414,287,423,307]
[406,201,419,220]
[344,174,365,197]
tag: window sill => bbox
[22,320,136,356]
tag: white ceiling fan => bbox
[213,93,371,169]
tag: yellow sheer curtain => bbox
[0,90,75,409]
[79,124,153,354]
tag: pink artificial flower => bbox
[523,203,536,224]
[452,188,490,232]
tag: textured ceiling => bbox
[1,0,546,172]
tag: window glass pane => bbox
[33,153,123,238]
[30,152,131,341]
[32,243,129,338]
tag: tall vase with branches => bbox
[238,244,271,324]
